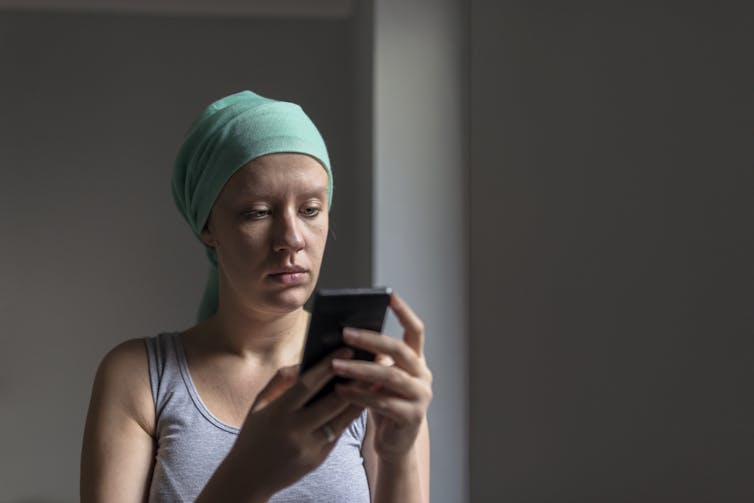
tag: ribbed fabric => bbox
[144,332,370,502]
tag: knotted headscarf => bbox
[172,90,332,322]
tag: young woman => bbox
[80,90,432,502]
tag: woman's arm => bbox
[363,412,430,503]
[80,339,156,503]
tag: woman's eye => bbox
[301,207,321,217]
[242,209,270,219]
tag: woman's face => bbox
[201,153,330,315]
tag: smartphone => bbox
[300,287,392,405]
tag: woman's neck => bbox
[195,304,309,366]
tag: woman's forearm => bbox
[372,447,427,503]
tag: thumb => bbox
[251,364,299,413]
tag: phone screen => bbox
[300,287,392,405]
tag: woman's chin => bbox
[261,286,312,312]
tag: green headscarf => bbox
[172,90,333,322]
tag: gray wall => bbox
[470,1,754,502]
[0,10,365,500]
[373,1,468,502]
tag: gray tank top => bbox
[144,332,371,502]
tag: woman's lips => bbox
[268,271,308,285]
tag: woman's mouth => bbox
[268,270,309,285]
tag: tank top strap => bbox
[144,332,183,421]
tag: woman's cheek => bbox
[310,224,328,250]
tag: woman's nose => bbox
[273,211,305,253]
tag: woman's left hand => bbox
[332,293,433,463]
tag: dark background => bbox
[470,2,754,502]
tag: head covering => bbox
[172,90,332,322]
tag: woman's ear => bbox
[200,219,217,248]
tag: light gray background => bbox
[372,2,467,502]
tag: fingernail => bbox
[343,327,359,339]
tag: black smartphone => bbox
[300,287,392,405]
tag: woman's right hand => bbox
[197,347,363,502]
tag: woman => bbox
[80,90,432,502]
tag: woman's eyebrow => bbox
[234,185,329,199]
[299,186,329,198]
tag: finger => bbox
[314,405,364,449]
[298,385,352,430]
[328,404,365,434]
[343,328,425,377]
[390,293,425,355]
[251,365,299,412]
[286,347,353,409]
[334,371,383,394]
[332,359,425,400]
[370,355,392,393]
[375,353,394,367]
[326,404,364,440]
[335,383,417,424]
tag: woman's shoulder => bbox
[97,338,150,380]
[90,338,155,435]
